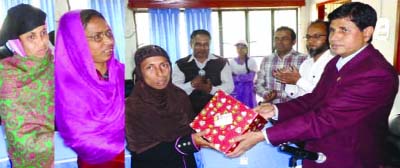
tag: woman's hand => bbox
[191,130,214,149]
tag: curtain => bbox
[90,0,126,63]
[1,0,32,22]
[149,8,180,63]
[128,0,306,8]
[184,8,212,53]
[39,0,55,31]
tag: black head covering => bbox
[0,4,46,46]
[127,45,195,154]
[133,45,171,80]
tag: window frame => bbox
[133,7,299,59]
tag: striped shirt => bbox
[255,49,307,103]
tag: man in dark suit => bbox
[227,2,399,168]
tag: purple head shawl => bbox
[55,10,125,164]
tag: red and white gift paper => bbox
[190,90,267,154]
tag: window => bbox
[135,13,151,47]
[221,11,246,58]
[134,8,299,62]
[69,0,90,9]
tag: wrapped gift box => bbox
[190,90,267,154]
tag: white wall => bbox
[358,0,398,65]
[305,0,398,65]
[298,1,313,53]
[124,0,137,80]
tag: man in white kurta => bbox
[274,21,334,98]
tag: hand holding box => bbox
[190,90,267,154]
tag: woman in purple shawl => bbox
[55,9,125,167]
[229,40,257,108]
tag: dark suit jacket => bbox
[267,44,399,168]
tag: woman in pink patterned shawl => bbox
[0,4,54,167]
[55,9,125,167]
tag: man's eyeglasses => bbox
[86,30,114,42]
[304,34,327,40]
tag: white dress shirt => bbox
[336,45,367,71]
[172,54,234,95]
[285,50,335,98]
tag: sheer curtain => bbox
[90,0,126,63]
[149,8,180,63]
[39,0,55,31]
[184,8,212,53]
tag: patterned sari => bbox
[0,53,54,167]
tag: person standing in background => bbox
[255,26,307,104]
[274,20,334,98]
[229,40,257,108]
[172,29,234,114]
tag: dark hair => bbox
[80,9,105,28]
[49,30,55,46]
[328,2,377,43]
[309,20,330,46]
[310,20,329,37]
[244,55,250,73]
[276,26,296,41]
[190,29,211,43]
[235,45,251,73]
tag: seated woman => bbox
[126,45,212,168]
[55,9,125,167]
[0,4,54,167]
[229,40,257,108]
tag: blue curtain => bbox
[149,8,180,63]
[184,8,212,53]
[39,0,55,32]
[1,0,32,22]
[90,0,126,63]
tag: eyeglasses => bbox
[304,34,327,40]
[86,30,114,42]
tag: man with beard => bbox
[172,29,234,114]
[274,20,334,98]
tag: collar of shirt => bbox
[336,44,368,71]
[273,49,296,60]
[314,50,334,63]
[188,53,218,69]
[96,69,109,81]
